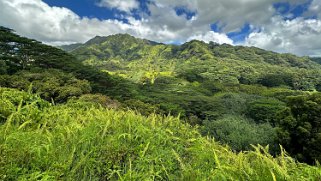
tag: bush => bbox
[202,115,277,152]
[74,94,120,109]
[210,93,255,116]
[123,99,162,116]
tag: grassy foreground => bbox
[0,88,321,180]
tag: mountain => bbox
[68,34,321,90]
[0,27,136,97]
[58,43,82,52]
[65,34,321,164]
[68,34,316,66]
[310,57,321,64]
[2,27,321,165]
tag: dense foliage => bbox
[0,69,91,103]
[2,26,321,167]
[1,88,321,180]
[202,115,277,152]
[0,26,135,96]
[69,35,321,92]
[62,34,321,163]
[276,93,321,163]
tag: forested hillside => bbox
[67,34,321,91]
[62,33,321,163]
[1,26,321,179]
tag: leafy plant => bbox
[202,115,277,152]
[1,88,321,180]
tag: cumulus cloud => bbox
[245,16,321,56]
[0,0,320,56]
[188,31,233,45]
[0,0,224,45]
[150,0,308,32]
[307,0,321,18]
[97,0,139,13]
[0,0,137,45]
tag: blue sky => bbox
[1,0,321,56]
[42,0,313,44]
[43,0,124,20]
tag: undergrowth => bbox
[0,88,321,180]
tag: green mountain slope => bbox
[58,43,82,52]
[2,27,321,165]
[310,57,321,64]
[63,34,321,163]
[1,87,320,180]
[69,34,321,90]
[0,27,137,97]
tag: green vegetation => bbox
[1,88,321,180]
[69,35,321,92]
[2,26,321,177]
[276,93,321,163]
[310,57,321,65]
[64,34,321,163]
[0,69,91,103]
[202,115,277,152]
[0,26,135,97]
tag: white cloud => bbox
[307,0,321,18]
[0,0,320,56]
[245,16,321,56]
[188,31,233,45]
[0,0,224,45]
[0,0,135,45]
[97,0,139,13]
[149,0,308,32]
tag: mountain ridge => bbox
[61,34,317,68]
[63,33,321,92]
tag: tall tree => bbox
[276,93,321,163]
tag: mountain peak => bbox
[84,33,161,46]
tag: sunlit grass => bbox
[1,88,321,180]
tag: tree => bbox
[1,69,92,103]
[0,26,131,97]
[0,60,8,74]
[276,93,321,164]
[246,98,286,125]
[258,73,292,88]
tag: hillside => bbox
[0,26,137,97]
[1,87,321,180]
[58,43,82,52]
[60,34,321,164]
[311,57,321,64]
[66,34,321,90]
[2,27,321,166]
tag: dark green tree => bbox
[246,98,286,125]
[276,93,321,163]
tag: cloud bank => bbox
[0,0,320,56]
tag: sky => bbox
[0,0,321,56]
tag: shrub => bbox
[202,115,277,152]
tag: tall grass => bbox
[0,88,321,180]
